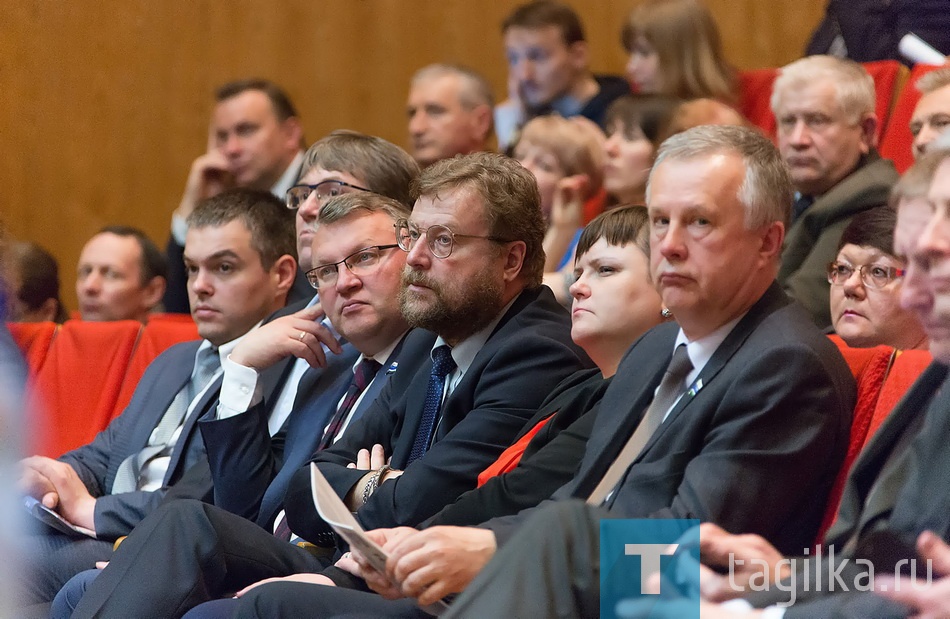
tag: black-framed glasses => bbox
[306,245,400,289]
[827,261,906,289]
[394,218,510,259]
[286,180,370,209]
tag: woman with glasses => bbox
[828,206,927,350]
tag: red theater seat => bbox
[7,321,58,375]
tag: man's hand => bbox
[698,523,789,602]
[229,305,341,370]
[385,526,497,606]
[877,531,950,618]
[22,457,97,530]
[176,150,234,221]
[18,456,59,507]
[347,444,389,471]
[234,573,336,598]
[351,527,419,600]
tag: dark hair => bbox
[98,225,168,285]
[301,130,420,208]
[576,205,650,261]
[215,78,299,122]
[502,0,585,45]
[605,94,682,148]
[9,241,68,323]
[837,207,897,256]
[413,152,546,288]
[187,189,296,269]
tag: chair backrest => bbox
[815,335,895,545]
[29,320,142,457]
[7,322,58,375]
[864,348,933,444]
[737,68,778,139]
[880,64,944,173]
[861,60,909,141]
[113,318,200,417]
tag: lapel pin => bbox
[687,378,703,397]
[386,362,399,375]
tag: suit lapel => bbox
[633,283,789,464]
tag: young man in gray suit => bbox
[18,189,298,607]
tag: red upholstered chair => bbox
[737,68,778,139]
[880,64,944,173]
[7,321,58,376]
[29,320,142,458]
[815,335,895,545]
[864,349,933,445]
[113,318,200,417]
[861,60,909,142]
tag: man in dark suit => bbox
[17,189,299,606]
[63,151,591,618]
[615,146,950,618]
[255,124,854,619]
[196,131,422,530]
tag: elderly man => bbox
[773,55,899,328]
[163,78,311,313]
[224,125,855,619]
[912,67,950,159]
[63,152,591,618]
[407,64,493,168]
[75,226,167,322]
[18,190,298,609]
[495,0,630,151]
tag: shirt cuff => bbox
[171,213,188,246]
[721,599,786,618]
[217,354,262,419]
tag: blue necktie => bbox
[408,345,456,465]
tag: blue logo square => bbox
[600,519,701,619]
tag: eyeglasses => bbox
[306,245,400,289]
[286,180,370,210]
[394,218,510,259]
[827,261,906,289]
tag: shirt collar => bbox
[353,329,409,372]
[197,321,261,371]
[271,151,305,199]
[431,295,519,377]
[673,313,745,379]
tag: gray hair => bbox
[770,55,875,124]
[648,125,793,229]
[917,67,950,95]
[411,64,495,110]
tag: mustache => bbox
[402,268,442,292]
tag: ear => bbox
[859,113,878,151]
[471,104,493,143]
[568,40,589,72]
[271,254,298,299]
[280,116,305,150]
[759,221,785,263]
[142,276,167,311]
[38,298,60,322]
[501,241,527,284]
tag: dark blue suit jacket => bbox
[284,286,594,542]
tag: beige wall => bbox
[1,0,825,310]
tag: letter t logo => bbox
[624,544,679,593]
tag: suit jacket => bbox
[283,286,593,543]
[59,341,220,540]
[777,151,898,329]
[752,364,950,618]
[483,282,855,556]
[196,331,429,529]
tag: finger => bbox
[94,561,109,569]
[918,531,950,575]
[371,444,387,470]
[356,449,371,470]
[42,492,59,509]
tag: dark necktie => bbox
[792,194,814,222]
[407,345,456,465]
[587,343,693,505]
[317,358,382,451]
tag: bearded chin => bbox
[399,268,506,343]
